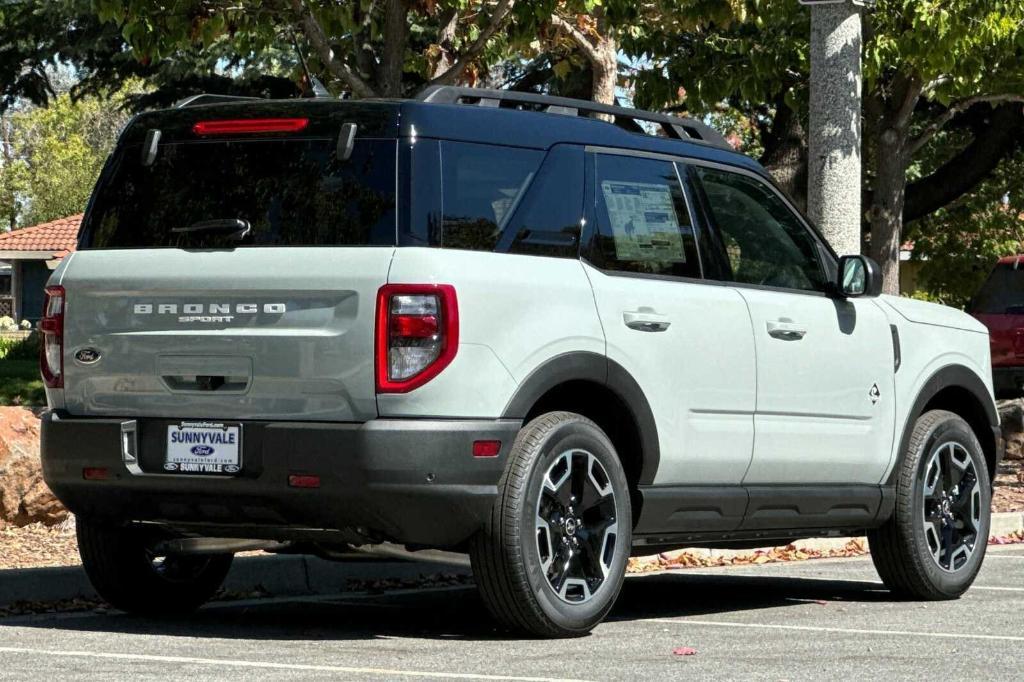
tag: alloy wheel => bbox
[535,449,619,603]
[921,441,982,572]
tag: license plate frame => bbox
[164,421,243,475]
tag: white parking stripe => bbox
[0,647,594,682]
[972,585,1024,591]
[646,618,1024,642]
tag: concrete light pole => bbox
[802,0,868,257]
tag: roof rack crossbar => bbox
[175,94,264,109]
[416,85,730,150]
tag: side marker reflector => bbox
[288,474,321,489]
[472,440,501,458]
[83,467,109,481]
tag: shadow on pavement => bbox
[0,571,893,642]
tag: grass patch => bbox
[0,360,44,406]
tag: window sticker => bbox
[600,181,686,262]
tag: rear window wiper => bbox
[170,218,251,239]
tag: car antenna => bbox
[292,31,331,99]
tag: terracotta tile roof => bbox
[0,214,81,258]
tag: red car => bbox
[971,255,1024,398]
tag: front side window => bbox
[695,167,826,292]
[440,141,542,251]
[591,153,701,278]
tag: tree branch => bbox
[548,13,602,64]
[429,0,516,86]
[909,94,1024,155]
[290,0,377,98]
[903,102,1024,223]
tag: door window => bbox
[694,167,826,292]
[591,153,701,278]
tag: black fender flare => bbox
[887,364,999,486]
[500,352,661,485]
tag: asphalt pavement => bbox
[0,546,1021,680]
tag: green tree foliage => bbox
[630,0,1024,293]
[0,87,135,229]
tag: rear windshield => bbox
[81,138,397,248]
[972,262,1024,314]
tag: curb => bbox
[0,554,471,608]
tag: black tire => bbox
[77,518,233,616]
[470,411,632,638]
[868,409,991,600]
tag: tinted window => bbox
[972,263,1024,314]
[500,145,583,259]
[695,167,826,292]
[82,138,397,249]
[592,153,701,278]
[440,141,542,251]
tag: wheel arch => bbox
[501,353,660,515]
[890,364,1000,485]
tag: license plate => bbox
[165,421,242,475]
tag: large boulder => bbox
[999,399,1024,461]
[0,407,67,527]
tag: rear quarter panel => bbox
[379,248,604,418]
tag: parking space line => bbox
[645,618,1024,642]
[972,585,1024,591]
[0,647,594,682]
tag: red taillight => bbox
[375,284,458,393]
[40,285,65,389]
[192,118,309,136]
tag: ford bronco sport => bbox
[41,87,1001,638]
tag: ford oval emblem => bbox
[74,348,101,364]
[191,445,215,457]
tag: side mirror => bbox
[836,255,883,298]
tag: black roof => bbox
[121,90,766,177]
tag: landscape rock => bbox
[0,407,66,527]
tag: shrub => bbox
[0,332,40,361]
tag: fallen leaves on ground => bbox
[0,522,78,570]
[672,647,698,656]
[989,529,1024,545]
[344,572,474,594]
[628,539,869,574]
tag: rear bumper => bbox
[993,366,1024,399]
[41,411,520,549]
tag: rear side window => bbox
[81,138,397,248]
[973,263,1024,314]
[440,141,542,251]
[590,153,702,278]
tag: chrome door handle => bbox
[623,309,671,332]
[766,319,806,341]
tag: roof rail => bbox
[416,85,731,150]
[175,93,263,108]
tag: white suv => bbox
[40,87,1001,638]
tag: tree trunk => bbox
[0,115,15,232]
[590,36,617,105]
[380,0,409,97]
[869,130,910,296]
[429,9,459,81]
[760,103,809,210]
